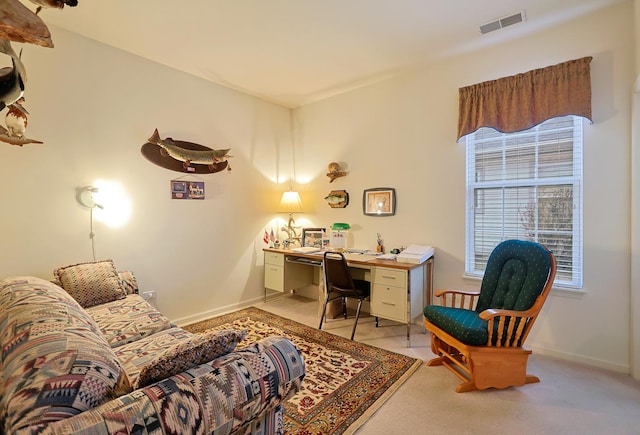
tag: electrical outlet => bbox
[142,291,156,300]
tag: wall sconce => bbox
[76,180,132,261]
[77,186,103,209]
[76,186,102,262]
[279,190,303,245]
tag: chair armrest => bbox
[433,289,480,310]
[479,308,538,347]
[479,307,537,320]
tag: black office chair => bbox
[319,251,371,340]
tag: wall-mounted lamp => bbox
[76,186,102,262]
[279,189,303,245]
[76,180,132,261]
[77,186,103,209]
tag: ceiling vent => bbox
[480,11,526,35]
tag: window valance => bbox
[457,57,593,140]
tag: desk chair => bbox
[319,251,371,340]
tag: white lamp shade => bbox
[279,190,303,213]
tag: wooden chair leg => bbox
[525,375,541,384]
[426,356,445,366]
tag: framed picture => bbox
[171,180,205,200]
[302,228,327,248]
[363,188,396,216]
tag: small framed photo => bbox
[171,180,205,200]
[302,228,327,248]
[363,188,396,216]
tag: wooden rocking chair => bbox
[423,240,556,393]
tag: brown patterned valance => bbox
[457,57,593,140]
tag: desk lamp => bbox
[279,190,303,246]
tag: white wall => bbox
[631,0,640,379]
[0,27,293,322]
[296,2,636,372]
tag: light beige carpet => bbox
[251,295,640,435]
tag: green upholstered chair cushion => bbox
[423,305,527,346]
[475,240,552,313]
[423,305,488,346]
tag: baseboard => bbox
[171,295,265,327]
[530,343,630,374]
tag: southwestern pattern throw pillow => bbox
[137,329,248,388]
[54,259,127,308]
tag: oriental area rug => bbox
[184,307,421,435]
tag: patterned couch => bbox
[0,261,305,434]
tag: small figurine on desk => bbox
[376,233,384,253]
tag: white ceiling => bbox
[29,0,622,108]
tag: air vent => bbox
[480,10,526,35]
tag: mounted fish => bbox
[325,190,349,208]
[142,128,232,174]
[0,39,26,112]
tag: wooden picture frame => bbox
[302,227,327,248]
[363,188,396,216]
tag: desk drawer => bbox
[264,264,284,292]
[372,268,406,288]
[371,283,406,322]
[265,252,284,266]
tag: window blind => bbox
[466,115,583,288]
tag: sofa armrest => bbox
[16,336,305,435]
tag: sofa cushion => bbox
[85,294,172,347]
[137,329,248,388]
[0,277,132,433]
[114,326,195,387]
[54,260,127,308]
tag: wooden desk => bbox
[263,248,434,347]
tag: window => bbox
[465,115,583,289]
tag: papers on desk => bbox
[343,253,379,262]
[291,246,322,254]
[397,245,434,264]
[377,253,397,260]
[346,248,385,256]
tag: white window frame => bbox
[464,116,583,289]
